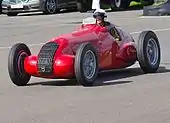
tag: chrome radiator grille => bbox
[37,42,59,76]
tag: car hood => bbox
[50,24,101,54]
[2,0,32,4]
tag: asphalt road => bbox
[0,10,170,123]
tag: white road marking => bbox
[130,27,170,35]
[0,27,170,50]
[0,43,45,50]
[139,16,170,19]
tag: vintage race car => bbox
[8,17,161,86]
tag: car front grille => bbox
[37,42,59,76]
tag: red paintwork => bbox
[24,22,137,79]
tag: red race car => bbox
[8,17,161,86]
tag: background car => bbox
[143,0,170,16]
[1,0,77,16]
[76,0,155,12]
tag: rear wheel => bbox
[136,31,161,73]
[111,0,131,10]
[74,43,98,86]
[8,43,31,86]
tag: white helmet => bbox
[93,9,107,19]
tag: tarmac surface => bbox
[0,10,170,123]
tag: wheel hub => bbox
[147,38,159,65]
[17,50,28,74]
[47,0,56,13]
[83,50,96,80]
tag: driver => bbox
[93,9,109,27]
[93,9,121,41]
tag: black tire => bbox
[8,43,31,86]
[136,31,161,73]
[74,42,98,86]
[111,0,131,10]
[43,0,58,14]
[7,12,18,16]
[109,0,116,10]
[0,0,2,14]
[76,2,89,12]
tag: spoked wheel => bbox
[74,42,98,86]
[8,43,31,86]
[137,31,161,73]
[43,0,58,14]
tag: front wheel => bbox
[8,43,31,86]
[43,0,58,14]
[76,2,89,13]
[136,31,161,73]
[74,42,99,86]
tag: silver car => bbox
[1,0,77,16]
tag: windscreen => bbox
[82,17,96,25]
